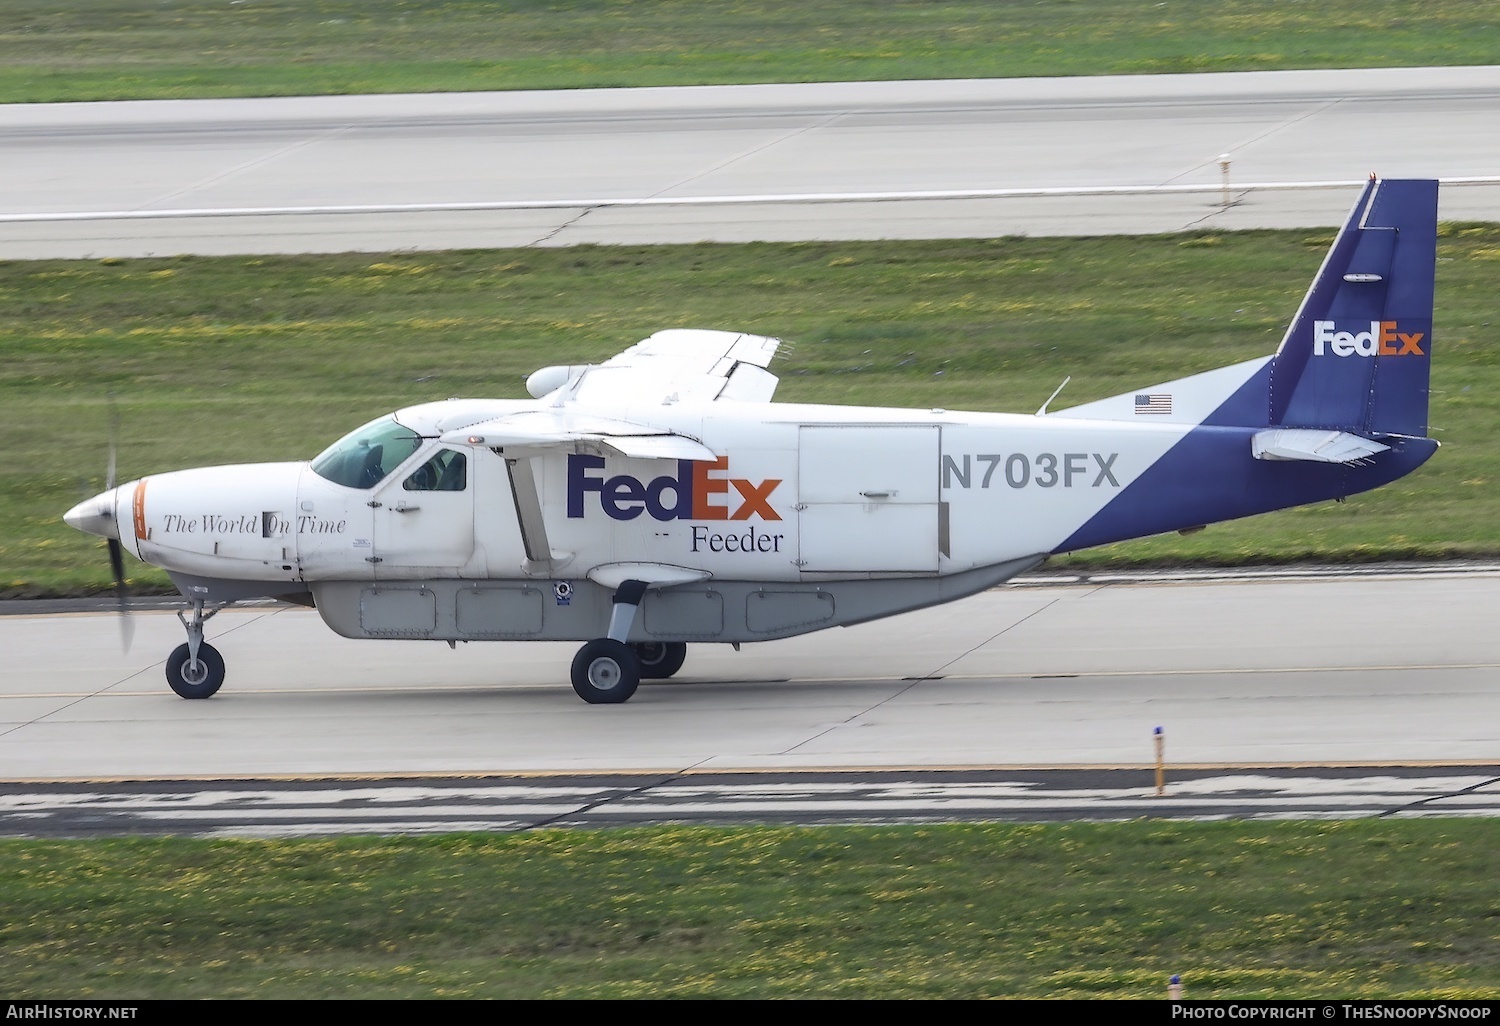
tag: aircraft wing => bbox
[565,328,783,406]
[438,409,717,461]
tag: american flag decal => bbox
[1135,393,1172,415]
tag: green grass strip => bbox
[2,821,1497,998]
[1,0,1497,103]
[5,227,1498,597]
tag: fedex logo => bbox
[566,454,783,522]
[1312,320,1425,357]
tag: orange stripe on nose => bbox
[132,480,147,541]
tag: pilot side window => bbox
[310,415,424,489]
[403,449,467,491]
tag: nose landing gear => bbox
[166,599,225,699]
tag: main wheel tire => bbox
[631,641,687,679]
[570,639,641,704]
[165,642,225,699]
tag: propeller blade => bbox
[99,395,133,653]
[108,532,133,654]
[106,395,119,492]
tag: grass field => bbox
[5,226,1497,597]
[1,0,1497,103]
[2,820,1497,999]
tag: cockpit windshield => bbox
[310,415,424,489]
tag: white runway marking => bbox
[2,772,1495,838]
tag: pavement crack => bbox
[141,123,357,212]
[647,110,848,198]
[924,591,1077,679]
[531,205,598,244]
[1376,774,1500,818]
[0,605,287,741]
[518,773,684,831]
[774,591,1079,757]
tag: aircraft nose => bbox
[63,487,123,540]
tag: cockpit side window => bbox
[403,449,467,492]
[310,416,424,489]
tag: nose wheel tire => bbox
[571,639,641,704]
[165,642,225,699]
[630,641,687,679]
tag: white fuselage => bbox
[107,397,1201,592]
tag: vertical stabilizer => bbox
[1269,178,1437,437]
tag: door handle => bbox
[392,506,420,514]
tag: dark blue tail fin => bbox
[1268,177,1437,438]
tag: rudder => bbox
[1268,177,1437,438]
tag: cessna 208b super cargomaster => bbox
[65,177,1440,704]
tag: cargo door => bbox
[797,425,939,572]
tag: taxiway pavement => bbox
[4,570,1496,781]
[4,66,1499,258]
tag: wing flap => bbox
[566,328,782,406]
[439,410,716,461]
[598,434,717,461]
[603,328,779,372]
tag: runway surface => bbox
[6,569,1497,772]
[5,66,1500,258]
[4,568,1497,834]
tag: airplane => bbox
[64,176,1440,705]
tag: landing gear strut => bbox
[166,599,225,699]
[570,580,653,704]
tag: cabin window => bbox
[403,449,467,492]
[309,416,424,489]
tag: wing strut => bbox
[504,455,571,575]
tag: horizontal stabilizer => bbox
[1251,428,1391,464]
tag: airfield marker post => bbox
[1154,725,1166,796]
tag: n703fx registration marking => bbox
[942,453,1121,490]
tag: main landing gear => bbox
[159,585,689,705]
[632,640,688,679]
[166,599,225,699]
[569,580,689,704]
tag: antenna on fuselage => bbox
[1035,376,1071,416]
